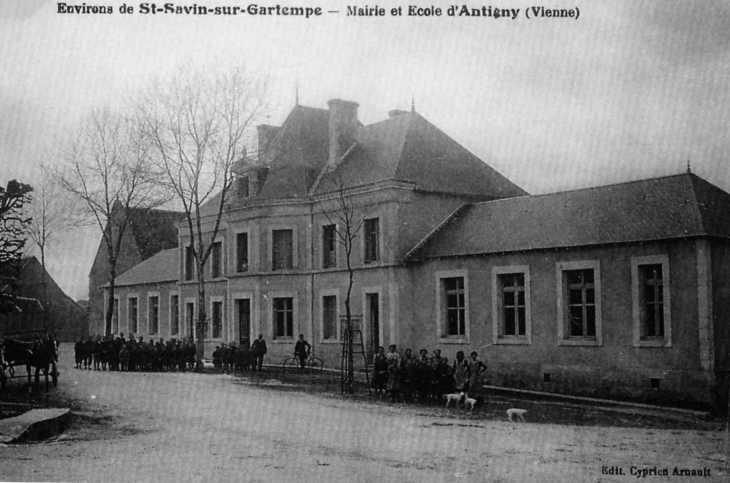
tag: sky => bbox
[1,0,729,301]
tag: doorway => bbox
[365,293,379,360]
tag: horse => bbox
[1,336,58,393]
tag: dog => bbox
[444,392,464,407]
[464,395,477,410]
[507,408,527,422]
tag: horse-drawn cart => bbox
[0,297,59,393]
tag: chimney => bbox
[388,109,408,118]
[256,124,279,165]
[327,99,359,167]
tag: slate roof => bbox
[112,249,178,287]
[227,103,525,206]
[406,173,730,261]
[256,105,330,199]
[315,111,526,198]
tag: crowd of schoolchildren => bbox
[372,345,488,404]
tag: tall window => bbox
[565,269,596,337]
[363,218,379,264]
[128,297,138,334]
[236,232,249,272]
[211,242,223,278]
[149,295,159,335]
[273,297,294,339]
[640,264,664,338]
[444,277,465,337]
[500,273,526,336]
[272,229,293,270]
[212,300,223,339]
[322,225,337,268]
[632,256,670,347]
[185,246,195,281]
[322,295,337,340]
[170,295,179,336]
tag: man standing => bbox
[294,334,311,371]
[252,333,267,371]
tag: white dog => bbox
[444,392,464,407]
[464,395,477,410]
[507,408,527,422]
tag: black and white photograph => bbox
[0,0,728,481]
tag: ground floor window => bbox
[170,295,179,336]
[273,297,294,339]
[436,270,469,342]
[631,255,671,347]
[148,295,159,335]
[557,260,602,346]
[322,295,337,340]
[128,297,138,334]
[492,266,531,345]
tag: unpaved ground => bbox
[0,347,727,483]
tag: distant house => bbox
[97,99,730,411]
[88,204,184,336]
[0,256,88,341]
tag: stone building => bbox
[98,99,730,410]
[88,204,183,336]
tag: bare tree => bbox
[57,108,164,336]
[321,176,369,394]
[138,62,268,368]
[25,161,82,329]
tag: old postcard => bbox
[0,1,728,481]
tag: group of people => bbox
[212,334,268,373]
[372,346,487,404]
[75,333,270,374]
[74,334,197,372]
[74,334,487,405]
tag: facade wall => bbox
[406,240,715,408]
[711,239,730,410]
[113,281,181,342]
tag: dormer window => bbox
[238,176,250,198]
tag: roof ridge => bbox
[469,172,697,207]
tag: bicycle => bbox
[281,349,325,374]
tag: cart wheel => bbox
[52,363,58,387]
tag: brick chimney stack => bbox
[327,99,359,167]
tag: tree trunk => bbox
[195,259,207,371]
[345,256,355,394]
[105,267,116,336]
[40,245,49,332]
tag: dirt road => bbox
[1,347,727,482]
